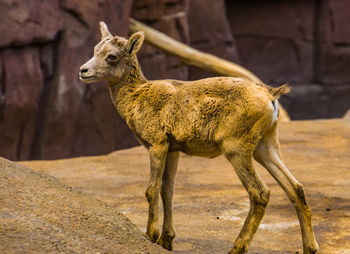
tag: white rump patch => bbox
[272,100,279,123]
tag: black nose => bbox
[80,68,88,74]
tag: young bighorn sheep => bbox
[79,22,318,254]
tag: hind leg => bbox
[253,123,318,254]
[222,141,270,254]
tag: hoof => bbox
[229,238,248,254]
[304,243,319,254]
[157,232,175,251]
[146,229,160,243]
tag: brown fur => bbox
[79,22,318,254]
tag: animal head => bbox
[79,22,144,83]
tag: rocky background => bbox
[0,0,349,160]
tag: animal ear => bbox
[99,21,112,39]
[126,32,144,56]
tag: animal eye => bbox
[107,54,118,61]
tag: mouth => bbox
[79,74,96,82]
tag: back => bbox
[128,77,275,156]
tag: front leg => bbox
[158,151,179,250]
[145,143,169,243]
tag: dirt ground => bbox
[21,118,350,254]
[0,158,168,254]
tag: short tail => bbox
[270,83,291,98]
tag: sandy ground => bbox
[0,158,168,254]
[21,118,350,254]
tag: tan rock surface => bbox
[21,119,350,253]
[0,158,168,253]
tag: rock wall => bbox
[0,0,349,160]
[132,0,189,81]
[0,0,136,160]
[187,0,239,80]
[225,0,350,119]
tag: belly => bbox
[169,140,221,158]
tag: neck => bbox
[107,57,147,116]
